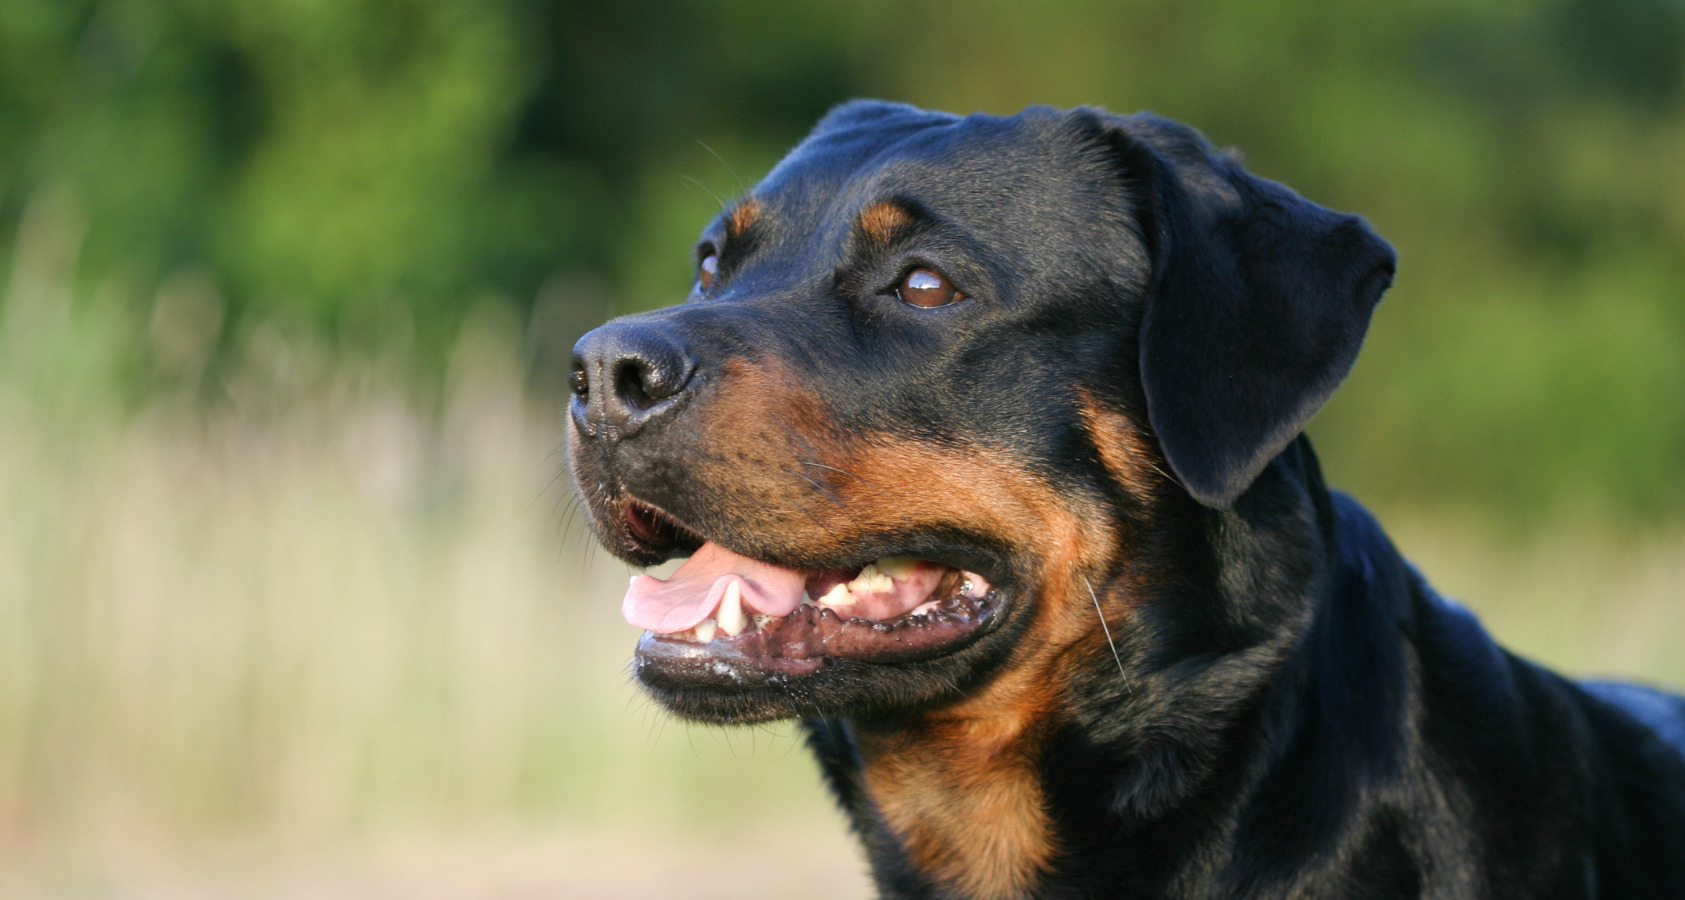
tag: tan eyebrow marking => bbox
[857,200,915,244]
[725,198,762,237]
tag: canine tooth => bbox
[817,583,855,608]
[693,618,717,643]
[848,564,893,594]
[874,557,918,577]
[717,580,747,636]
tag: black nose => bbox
[570,321,695,437]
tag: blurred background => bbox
[1,0,1681,896]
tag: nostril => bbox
[569,365,590,398]
[613,359,659,412]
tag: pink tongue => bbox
[622,541,810,633]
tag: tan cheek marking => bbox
[830,441,1124,898]
[679,358,838,533]
[857,200,914,244]
[706,357,829,437]
[1075,389,1167,504]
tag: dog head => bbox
[568,101,1394,724]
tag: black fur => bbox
[1120,115,1395,508]
[568,101,1685,899]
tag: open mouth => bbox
[620,502,1002,678]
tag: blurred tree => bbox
[0,0,1680,521]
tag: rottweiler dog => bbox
[567,101,1685,899]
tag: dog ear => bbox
[1111,114,1396,509]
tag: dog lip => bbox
[621,498,705,558]
[603,497,1017,677]
[636,633,827,681]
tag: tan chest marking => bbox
[857,704,1057,900]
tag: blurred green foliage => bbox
[2,0,1682,521]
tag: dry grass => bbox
[0,211,1678,896]
[0,249,867,895]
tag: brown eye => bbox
[896,268,965,308]
[698,253,718,291]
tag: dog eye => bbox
[896,268,965,308]
[697,252,719,291]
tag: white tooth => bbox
[853,565,894,594]
[717,580,747,636]
[875,557,918,577]
[693,618,717,642]
[960,571,990,598]
[848,564,893,594]
[800,591,815,606]
[817,583,855,608]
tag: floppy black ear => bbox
[1115,114,1396,509]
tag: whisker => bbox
[787,495,838,537]
[783,466,844,505]
[697,140,748,197]
[673,171,730,210]
[1085,575,1131,693]
[530,464,570,512]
